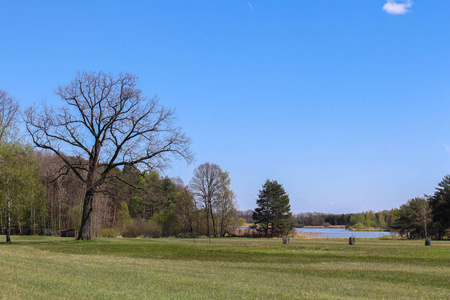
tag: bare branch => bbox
[0,90,20,143]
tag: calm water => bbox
[296,228,398,238]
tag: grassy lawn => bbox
[0,236,449,299]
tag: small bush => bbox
[445,229,450,239]
[100,228,117,238]
[121,219,162,238]
[228,228,266,238]
[353,223,365,230]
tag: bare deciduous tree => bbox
[0,90,20,143]
[190,163,236,237]
[25,71,192,240]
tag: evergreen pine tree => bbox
[430,175,450,239]
[252,179,294,237]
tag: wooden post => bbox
[283,237,289,244]
[349,237,355,245]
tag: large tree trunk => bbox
[77,188,94,240]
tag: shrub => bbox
[152,209,180,237]
[354,222,365,230]
[228,228,266,238]
[121,219,162,238]
[100,228,117,238]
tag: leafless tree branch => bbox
[0,90,20,143]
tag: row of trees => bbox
[245,178,449,240]
[1,144,244,241]
[1,71,449,241]
[240,211,394,230]
[292,175,450,239]
[293,211,393,229]
[392,175,450,239]
[1,77,297,242]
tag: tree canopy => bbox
[393,197,432,239]
[0,142,44,242]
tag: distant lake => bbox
[296,228,398,239]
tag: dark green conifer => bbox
[253,180,294,237]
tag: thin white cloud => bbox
[248,2,255,14]
[444,143,450,153]
[383,0,413,15]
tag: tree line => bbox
[392,176,450,240]
[240,181,450,240]
[1,145,245,240]
[1,71,450,241]
[292,211,395,230]
[0,72,245,242]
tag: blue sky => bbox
[1,1,450,213]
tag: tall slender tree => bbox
[25,71,192,240]
[214,171,238,237]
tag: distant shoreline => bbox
[302,225,346,229]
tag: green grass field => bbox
[0,236,449,299]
